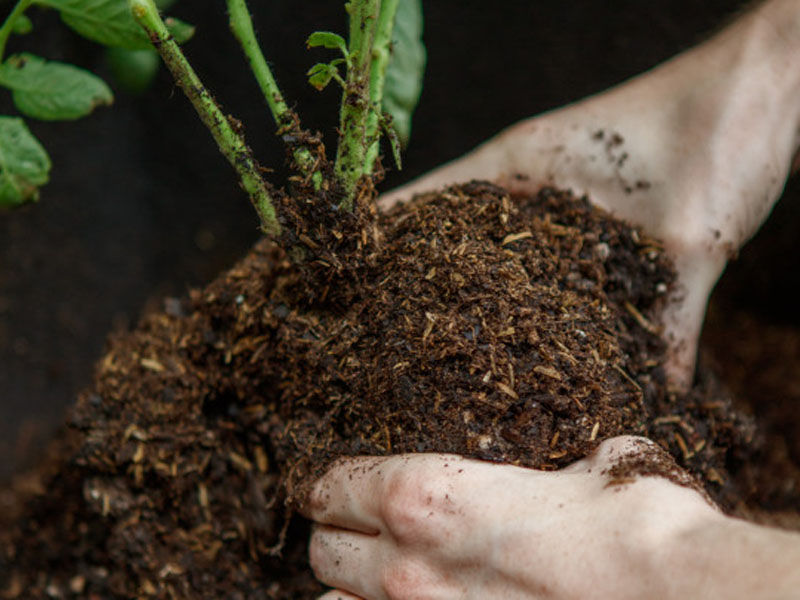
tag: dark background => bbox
[1,0,797,480]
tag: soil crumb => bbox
[602,438,712,504]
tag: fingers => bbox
[301,456,389,534]
[309,524,384,599]
[302,454,474,539]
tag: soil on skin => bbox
[0,182,769,598]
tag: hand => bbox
[303,435,800,600]
[381,0,800,389]
[302,436,722,600]
[303,3,800,599]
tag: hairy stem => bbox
[226,0,320,187]
[0,0,34,60]
[129,0,280,236]
[364,0,399,173]
[334,0,380,211]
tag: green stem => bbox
[129,0,280,236]
[334,0,380,211]
[364,0,399,174]
[0,0,34,61]
[226,0,320,187]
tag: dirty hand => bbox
[302,436,800,600]
[302,437,713,600]
[381,0,800,389]
[304,2,800,598]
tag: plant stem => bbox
[0,0,34,61]
[364,0,399,174]
[226,0,321,187]
[334,0,380,211]
[129,0,280,236]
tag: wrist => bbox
[562,477,722,600]
[660,509,800,599]
[615,481,723,600]
[655,510,732,599]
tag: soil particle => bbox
[602,438,713,504]
[0,183,762,598]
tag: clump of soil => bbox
[0,182,758,598]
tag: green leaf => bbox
[0,116,51,206]
[307,62,335,91]
[37,0,194,50]
[307,31,347,55]
[11,14,33,35]
[106,46,160,93]
[0,53,113,120]
[382,0,426,146]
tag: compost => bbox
[0,182,777,598]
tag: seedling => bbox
[128,0,425,236]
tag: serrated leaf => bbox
[12,15,33,35]
[0,54,113,120]
[106,47,160,93]
[307,31,347,54]
[0,116,51,206]
[307,62,334,91]
[382,0,426,146]
[38,0,193,50]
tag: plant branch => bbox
[0,0,34,61]
[334,0,380,211]
[226,0,320,187]
[129,0,280,236]
[364,0,398,173]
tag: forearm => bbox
[723,0,800,121]
[665,514,800,599]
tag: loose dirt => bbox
[0,182,787,598]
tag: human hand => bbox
[381,0,800,389]
[302,436,723,600]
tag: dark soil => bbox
[1,2,799,597]
[0,182,771,598]
[1,0,767,481]
[701,308,800,527]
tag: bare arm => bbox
[672,514,800,599]
[381,0,800,390]
[304,1,800,598]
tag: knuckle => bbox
[306,482,327,514]
[591,435,652,466]
[380,470,450,543]
[381,557,435,600]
